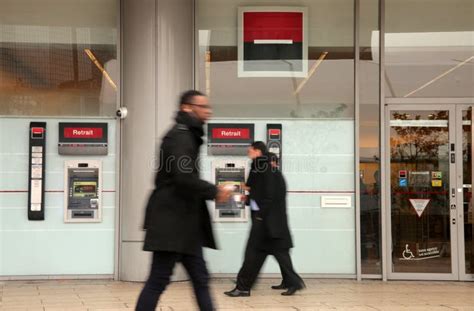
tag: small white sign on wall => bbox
[321,196,352,208]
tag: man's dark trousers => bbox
[135,250,213,311]
[235,218,302,291]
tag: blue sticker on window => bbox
[399,178,408,187]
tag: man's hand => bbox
[241,182,250,191]
[216,185,232,203]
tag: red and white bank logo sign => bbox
[31,127,45,139]
[64,127,103,139]
[268,129,281,139]
[238,7,308,77]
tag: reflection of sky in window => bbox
[371,31,474,98]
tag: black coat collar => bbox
[175,111,204,143]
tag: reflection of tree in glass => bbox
[390,111,449,165]
[390,111,450,262]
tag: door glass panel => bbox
[462,109,473,274]
[390,110,452,273]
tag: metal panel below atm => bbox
[212,160,249,222]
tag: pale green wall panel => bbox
[0,118,116,276]
[202,119,356,275]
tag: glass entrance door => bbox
[386,105,458,280]
[457,106,474,281]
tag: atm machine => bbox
[212,160,248,222]
[64,160,102,222]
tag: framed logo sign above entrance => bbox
[237,7,308,78]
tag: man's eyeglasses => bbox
[187,103,212,110]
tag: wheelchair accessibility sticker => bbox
[402,244,415,260]
[400,244,441,261]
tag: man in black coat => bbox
[136,90,231,311]
[224,143,304,298]
[267,152,303,292]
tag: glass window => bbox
[0,0,118,116]
[384,0,474,98]
[360,0,381,275]
[196,0,354,118]
[196,0,356,275]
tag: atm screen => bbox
[73,181,97,198]
[217,181,241,193]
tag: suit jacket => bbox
[246,157,293,250]
[143,111,217,255]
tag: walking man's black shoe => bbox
[281,282,305,296]
[271,283,287,290]
[224,288,250,297]
[281,286,300,296]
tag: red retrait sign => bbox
[64,127,103,139]
[212,128,250,139]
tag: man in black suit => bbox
[224,143,304,297]
[268,152,295,291]
[136,90,231,311]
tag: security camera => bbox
[116,107,128,119]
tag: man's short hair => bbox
[251,141,267,155]
[179,90,205,106]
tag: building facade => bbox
[0,0,473,282]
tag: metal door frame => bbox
[455,105,474,281]
[385,103,459,280]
